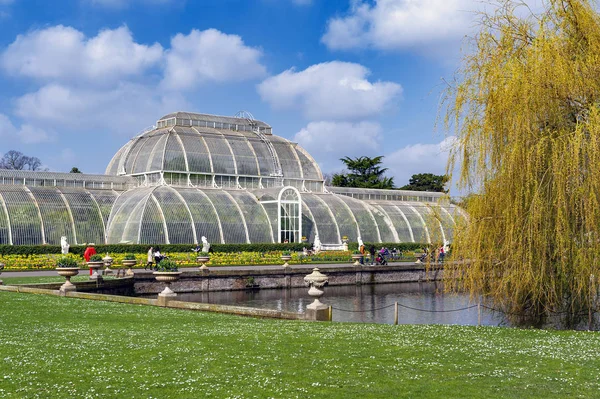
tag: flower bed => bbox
[0,250,369,271]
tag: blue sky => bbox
[0,0,525,187]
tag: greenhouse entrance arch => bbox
[258,186,302,243]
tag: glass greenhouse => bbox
[0,111,465,246]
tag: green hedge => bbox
[0,242,429,255]
[0,243,308,255]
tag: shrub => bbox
[282,251,291,256]
[123,254,136,260]
[155,259,178,272]
[0,242,307,255]
[89,254,103,262]
[197,252,209,257]
[56,257,79,268]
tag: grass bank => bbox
[1,291,599,398]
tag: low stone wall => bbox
[0,284,305,320]
[134,264,442,295]
[16,278,135,296]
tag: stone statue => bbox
[60,236,70,255]
[201,236,211,253]
[356,236,364,252]
[313,234,322,254]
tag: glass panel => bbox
[202,190,246,243]
[302,194,339,244]
[301,203,316,244]
[317,194,357,243]
[270,139,302,178]
[87,189,119,227]
[28,187,74,245]
[294,147,321,180]
[374,204,413,242]
[164,133,187,171]
[0,193,11,244]
[203,135,235,174]
[0,187,43,245]
[401,204,428,243]
[335,195,379,242]
[148,134,169,172]
[177,188,222,244]
[139,197,165,244]
[106,188,153,243]
[228,190,272,243]
[180,133,212,173]
[239,131,274,176]
[60,188,105,245]
[226,135,259,176]
[152,187,195,244]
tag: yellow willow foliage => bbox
[444,0,600,322]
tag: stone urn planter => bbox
[122,259,137,277]
[153,271,182,298]
[57,267,79,292]
[103,253,114,275]
[87,261,104,280]
[196,254,210,270]
[351,253,364,266]
[281,253,292,268]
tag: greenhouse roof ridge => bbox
[157,111,271,128]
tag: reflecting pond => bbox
[168,282,509,326]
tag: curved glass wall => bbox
[0,186,116,245]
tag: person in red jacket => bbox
[83,244,97,276]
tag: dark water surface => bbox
[169,282,509,326]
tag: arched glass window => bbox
[278,187,301,243]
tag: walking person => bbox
[369,244,376,266]
[145,246,154,270]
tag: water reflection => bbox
[172,282,509,326]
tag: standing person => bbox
[83,244,97,276]
[145,246,154,270]
[359,241,366,265]
[369,245,376,266]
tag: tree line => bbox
[329,155,448,193]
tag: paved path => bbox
[2,261,418,278]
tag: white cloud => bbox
[323,0,547,53]
[2,25,163,83]
[0,113,15,137]
[323,0,476,52]
[15,83,189,135]
[17,124,53,144]
[294,121,382,171]
[162,29,266,90]
[385,136,456,187]
[0,113,52,144]
[258,61,401,120]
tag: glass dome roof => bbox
[105,112,323,182]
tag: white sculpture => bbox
[201,236,211,253]
[313,234,322,254]
[60,236,70,255]
[358,236,364,249]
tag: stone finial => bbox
[304,268,328,310]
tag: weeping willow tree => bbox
[444,0,600,326]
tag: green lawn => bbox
[2,275,119,285]
[1,291,599,398]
